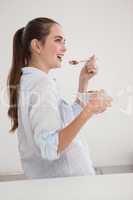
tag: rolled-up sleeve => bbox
[34,128,61,160]
[29,81,62,161]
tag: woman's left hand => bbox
[79,54,97,82]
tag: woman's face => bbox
[39,24,67,69]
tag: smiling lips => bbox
[57,54,64,62]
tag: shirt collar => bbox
[21,67,57,83]
[21,67,49,77]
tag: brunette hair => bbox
[7,17,59,133]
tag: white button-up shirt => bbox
[17,67,95,179]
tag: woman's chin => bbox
[55,62,62,68]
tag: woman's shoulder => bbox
[20,73,54,91]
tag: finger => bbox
[105,100,112,107]
[105,96,113,103]
[86,67,97,75]
[95,108,107,114]
[86,64,97,69]
[101,108,107,112]
[106,102,111,107]
[87,59,96,66]
[86,65,97,72]
[108,96,113,102]
[85,66,96,75]
[87,55,96,64]
[88,70,97,76]
[87,70,96,75]
[89,54,96,60]
[99,89,107,97]
[85,62,95,68]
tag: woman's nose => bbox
[62,45,67,53]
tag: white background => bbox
[0,0,133,173]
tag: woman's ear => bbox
[30,39,42,54]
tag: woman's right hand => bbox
[84,89,113,115]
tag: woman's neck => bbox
[28,59,50,74]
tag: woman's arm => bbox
[74,55,97,108]
[57,105,93,154]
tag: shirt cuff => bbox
[34,129,61,161]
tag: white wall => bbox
[0,0,133,173]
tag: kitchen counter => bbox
[0,173,132,200]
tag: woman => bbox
[7,17,112,179]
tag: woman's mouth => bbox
[57,55,64,62]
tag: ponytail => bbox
[7,27,25,133]
[7,17,59,133]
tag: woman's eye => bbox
[55,39,66,45]
[55,39,61,42]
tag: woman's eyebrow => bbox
[54,35,66,42]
